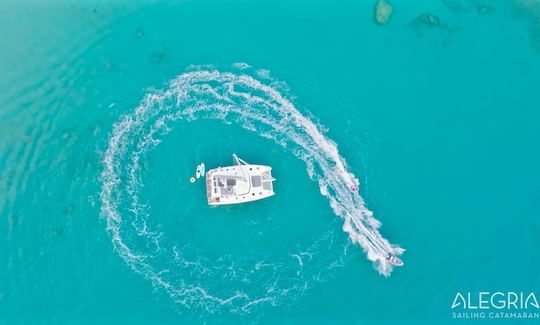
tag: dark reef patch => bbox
[407,13,457,44]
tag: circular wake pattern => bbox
[100,65,404,314]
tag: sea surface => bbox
[1,0,540,324]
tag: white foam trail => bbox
[100,66,404,313]
[232,62,252,70]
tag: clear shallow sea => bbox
[1,0,540,324]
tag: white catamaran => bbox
[206,154,276,206]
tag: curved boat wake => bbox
[100,65,404,314]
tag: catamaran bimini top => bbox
[206,154,275,206]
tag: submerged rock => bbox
[409,13,439,38]
[407,13,458,47]
[375,0,393,25]
[408,13,449,37]
[422,13,441,27]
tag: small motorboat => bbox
[195,163,205,179]
[200,163,205,176]
[386,253,404,267]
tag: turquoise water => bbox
[1,0,540,323]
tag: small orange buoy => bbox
[189,177,196,183]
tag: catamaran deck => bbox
[206,155,275,206]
